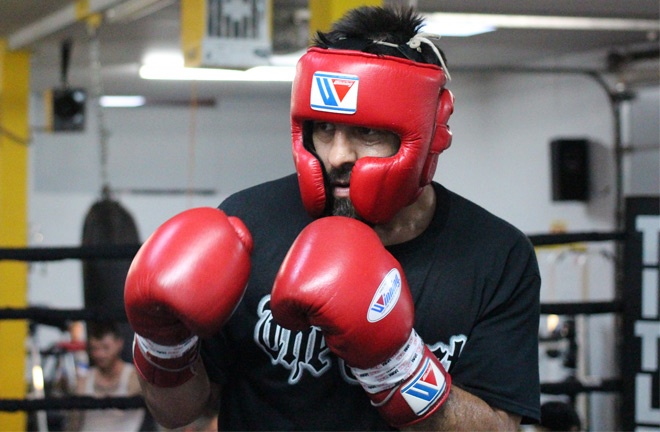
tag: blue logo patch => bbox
[367,269,401,323]
[310,71,359,114]
[400,358,446,415]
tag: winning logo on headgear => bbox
[310,71,359,114]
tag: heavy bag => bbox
[82,197,139,363]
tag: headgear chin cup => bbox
[291,48,454,224]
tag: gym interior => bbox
[0,1,658,431]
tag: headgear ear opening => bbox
[301,120,335,217]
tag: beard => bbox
[326,165,367,222]
[332,197,359,219]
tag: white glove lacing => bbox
[134,334,199,372]
[350,330,425,394]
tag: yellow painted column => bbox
[309,0,383,35]
[0,39,30,432]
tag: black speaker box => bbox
[551,138,590,201]
[50,87,87,132]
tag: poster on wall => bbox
[182,0,272,68]
[621,196,660,431]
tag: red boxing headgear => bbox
[291,47,454,224]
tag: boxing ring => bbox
[0,197,657,431]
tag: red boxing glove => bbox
[271,216,450,427]
[124,207,252,387]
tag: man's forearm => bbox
[138,357,216,429]
[403,385,521,432]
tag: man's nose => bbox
[327,130,357,169]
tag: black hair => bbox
[311,6,447,67]
[87,321,122,341]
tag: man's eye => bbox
[314,122,334,133]
[357,127,387,143]
[357,127,376,136]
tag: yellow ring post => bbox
[309,0,383,36]
[0,39,30,432]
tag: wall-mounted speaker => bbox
[551,138,590,201]
[46,87,87,132]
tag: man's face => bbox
[311,122,400,219]
[88,334,123,371]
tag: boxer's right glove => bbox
[124,207,252,387]
[271,216,450,427]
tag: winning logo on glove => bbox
[400,357,447,416]
[367,268,402,323]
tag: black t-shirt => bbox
[202,173,541,430]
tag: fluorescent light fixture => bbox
[139,64,296,81]
[140,9,660,82]
[423,12,660,33]
[139,52,296,82]
[421,19,495,37]
[142,51,183,68]
[99,95,146,107]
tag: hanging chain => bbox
[87,20,111,197]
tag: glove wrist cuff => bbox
[132,334,200,388]
[355,338,451,428]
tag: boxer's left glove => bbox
[124,207,252,387]
[271,216,450,427]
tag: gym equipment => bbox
[81,191,140,364]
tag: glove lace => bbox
[350,330,425,394]
[135,334,199,359]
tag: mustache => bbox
[327,164,352,184]
[322,164,351,218]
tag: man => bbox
[68,322,146,431]
[124,6,541,431]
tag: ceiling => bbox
[0,0,658,100]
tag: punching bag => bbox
[82,194,139,363]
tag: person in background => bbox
[125,5,541,430]
[67,321,146,431]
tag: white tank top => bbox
[80,363,145,432]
